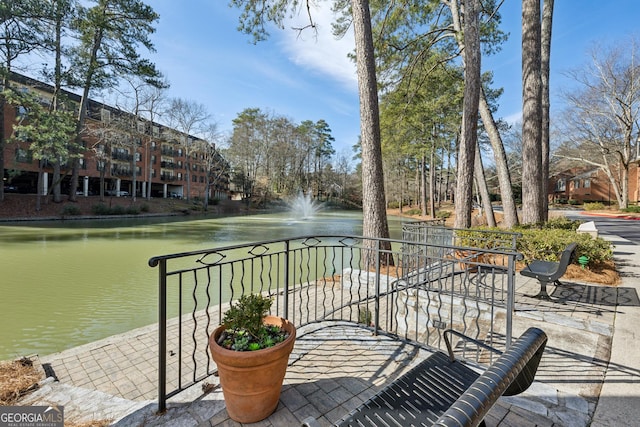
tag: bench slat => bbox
[334,328,547,427]
[337,351,481,427]
[434,327,547,427]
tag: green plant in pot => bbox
[209,294,296,423]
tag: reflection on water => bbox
[0,211,406,360]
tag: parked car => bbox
[105,190,129,196]
[4,184,19,193]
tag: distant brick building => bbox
[548,164,640,205]
[2,73,229,200]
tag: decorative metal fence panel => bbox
[149,231,520,411]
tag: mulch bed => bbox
[0,358,42,405]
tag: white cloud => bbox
[280,3,358,90]
[503,111,522,125]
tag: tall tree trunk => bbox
[70,24,104,202]
[0,72,9,201]
[445,147,452,203]
[475,141,496,227]
[53,163,62,202]
[52,1,65,203]
[421,154,427,216]
[399,167,405,213]
[429,145,436,218]
[454,0,481,229]
[36,161,43,211]
[449,0,519,228]
[0,96,5,202]
[521,0,544,224]
[478,91,519,227]
[351,0,392,264]
[621,164,629,209]
[541,0,554,221]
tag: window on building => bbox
[574,179,581,189]
[100,108,111,123]
[135,152,141,162]
[79,158,86,170]
[152,126,159,137]
[192,175,198,182]
[555,179,566,192]
[584,179,591,188]
[177,173,182,180]
[151,155,157,164]
[15,148,31,163]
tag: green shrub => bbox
[218,294,288,351]
[61,205,81,216]
[110,205,126,215]
[584,202,605,211]
[516,228,612,264]
[91,204,111,215]
[388,201,400,209]
[543,217,581,231]
[621,205,640,213]
[568,199,580,205]
[91,203,140,215]
[454,227,518,249]
[125,206,140,215]
[515,216,581,231]
[435,210,451,219]
[140,204,150,213]
[405,208,422,216]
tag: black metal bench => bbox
[328,327,547,427]
[520,242,578,300]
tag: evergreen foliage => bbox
[218,294,289,352]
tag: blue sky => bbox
[485,0,640,125]
[147,1,359,156]
[17,1,638,156]
[147,1,640,155]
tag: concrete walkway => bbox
[17,234,640,426]
[590,235,640,426]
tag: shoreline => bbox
[0,194,249,223]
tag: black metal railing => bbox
[149,231,520,412]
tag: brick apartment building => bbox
[2,73,229,200]
[548,164,640,205]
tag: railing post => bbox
[505,253,515,349]
[158,259,167,413]
[373,241,381,335]
[283,239,290,319]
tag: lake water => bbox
[0,211,406,360]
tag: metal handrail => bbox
[149,232,520,412]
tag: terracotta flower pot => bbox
[209,315,296,423]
